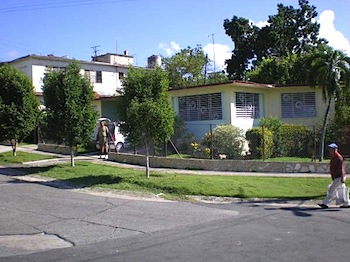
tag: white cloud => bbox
[318,10,350,56]
[203,43,231,72]
[250,19,269,29]
[170,41,180,52]
[158,41,181,56]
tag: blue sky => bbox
[1,0,349,71]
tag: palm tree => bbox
[309,46,350,161]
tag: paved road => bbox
[1,169,350,261]
[2,144,349,261]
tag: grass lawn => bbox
[17,161,332,200]
[0,151,55,165]
[1,151,335,200]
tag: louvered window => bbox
[281,92,316,118]
[178,93,222,121]
[235,92,260,118]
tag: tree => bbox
[267,0,320,56]
[223,0,323,79]
[0,64,39,156]
[334,87,350,127]
[162,45,209,88]
[246,54,311,85]
[223,16,258,80]
[308,46,350,161]
[42,62,97,167]
[120,67,175,178]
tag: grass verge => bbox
[15,161,332,200]
[0,151,55,165]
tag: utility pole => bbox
[208,33,216,73]
[91,45,100,58]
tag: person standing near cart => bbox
[96,121,110,159]
[319,143,350,208]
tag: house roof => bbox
[3,54,131,68]
[168,80,316,91]
[168,80,275,91]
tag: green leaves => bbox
[162,45,209,88]
[121,67,175,147]
[0,64,39,142]
[224,0,321,79]
[42,61,97,148]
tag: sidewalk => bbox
[0,144,329,178]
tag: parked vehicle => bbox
[93,118,125,152]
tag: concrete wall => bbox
[37,144,349,174]
[38,143,76,155]
[108,152,350,174]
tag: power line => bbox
[0,0,136,13]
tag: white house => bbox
[5,51,134,121]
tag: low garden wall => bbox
[36,144,349,174]
[37,143,76,155]
[108,152,350,174]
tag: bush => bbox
[277,125,313,157]
[203,125,245,159]
[246,127,274,159]
[258,117,283,157]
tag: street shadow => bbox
[0,165,55,176]
[277,206,341,217]
[6,174,123,190]
[1,165,122,190]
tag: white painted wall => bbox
[11,56,127,96]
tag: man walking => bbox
[319,143,350,208]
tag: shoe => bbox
[340,205,350,208]
[318,204,329,209]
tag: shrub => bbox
[245,127,274,159]
[203,125,245,159]
[277,124,313,157]
[258,117,283,157]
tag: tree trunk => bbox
[145,146,150,178]
[11,139,18,156]
[70,146,75,167]
[318,97,332,162]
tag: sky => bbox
[0,0,349,72]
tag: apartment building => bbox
[5,51,134,121]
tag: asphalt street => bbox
[1,145,349,261]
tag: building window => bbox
[85,70,102,84]
[84,70,91,81]
[281,92,316,118]
[178,93,222,121]
[96,71,102,83]
[85,70,96,83]
[119,72,124,80]
[235,92,260,119]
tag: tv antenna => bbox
[208,33,216,72]
[91,45,101,57]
